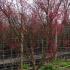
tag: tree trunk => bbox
[21,33,24,70]
[31,46,36,70]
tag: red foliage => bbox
[48,11,57,20]
[0,23,3,32]
[52,23,64,36]
[47,39,55,58]
[0,23,9,32]
[31,13,42,34]
[9,42,19,49]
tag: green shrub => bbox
[22,64,30,70]
[39,64,55,70]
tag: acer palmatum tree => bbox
[32,7,48,69]
[0,0,29,70]
[0,0,39,70]
[34,0,70,61]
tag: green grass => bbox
[39,59,70,70]
[22,59,70,70]
[49,59,70,70]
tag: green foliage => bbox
[22,64,30,70]
[39,59,70,70]
[39,64,55,70]
[48,59,70,70]
[22,60,70,70]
